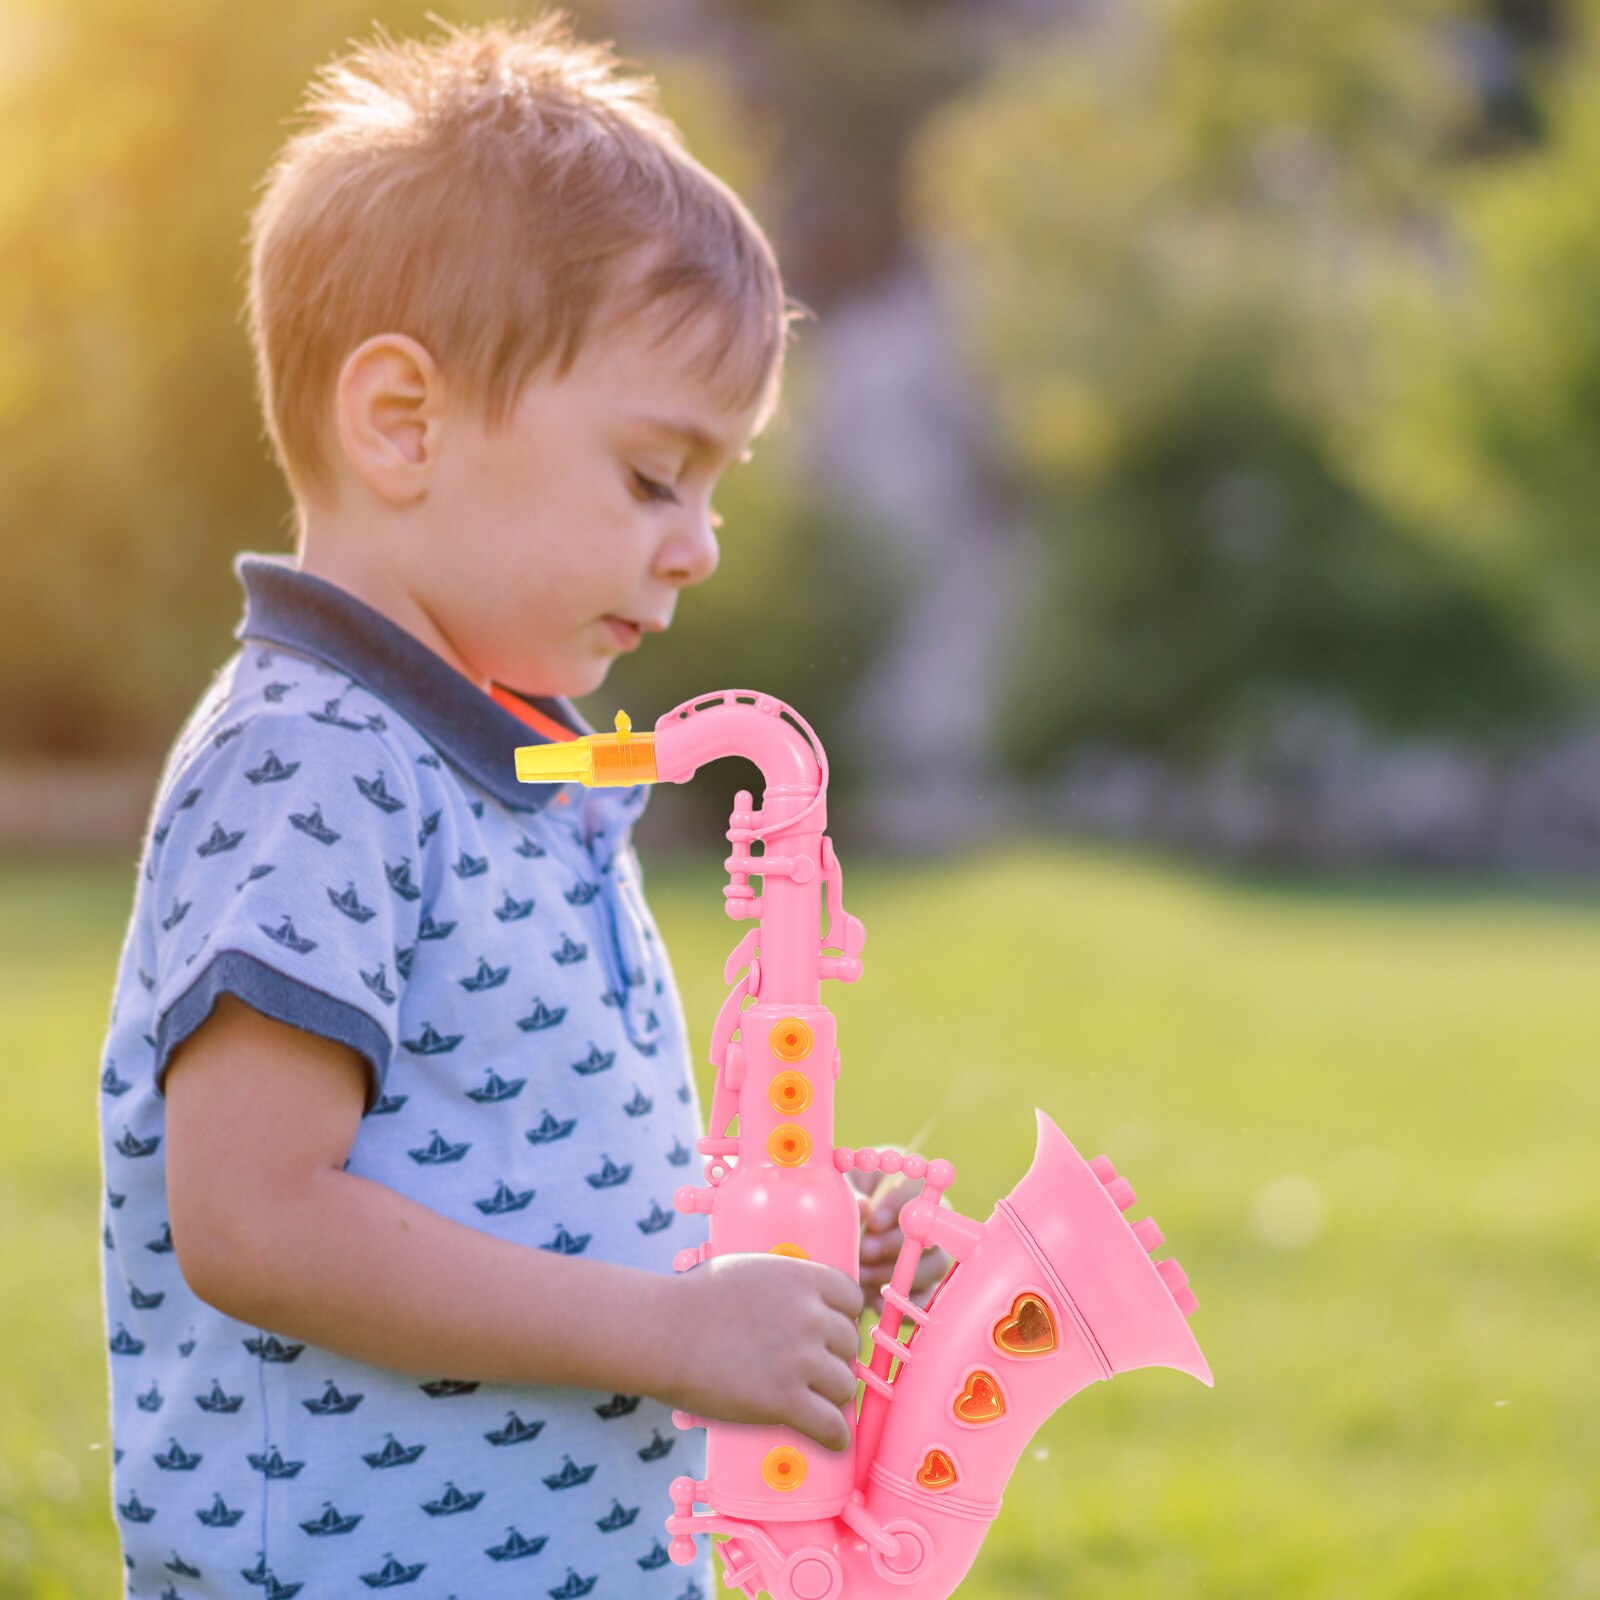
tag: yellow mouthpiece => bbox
[514,710,658,788]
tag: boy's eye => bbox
[631,470,680,507]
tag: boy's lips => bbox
[602,616,648,649]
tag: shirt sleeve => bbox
[147,711,424,1112]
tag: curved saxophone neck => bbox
[514,690,829,834]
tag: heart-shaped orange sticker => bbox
[992,1292,1056,1356]
[953,1363,1004,1427]
[952,1369,1007,1423]
[915,1448,958,1491]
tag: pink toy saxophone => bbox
[515,691,1213,1600]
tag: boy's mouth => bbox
[602,616,643,650]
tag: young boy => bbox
[96,14,946,1599]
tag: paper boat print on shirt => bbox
[585,1156,631,1189]
[541,1224,591,1255]
[548,1566,598,1596]
[525,1110,577,1145]
[385,859,422,901]
[248,1446,304,1479]
[637,1430,674,1461]
[636,1200,674,1235]
[243,1333,304,1363]
[129,1283,165,1311]
[240,1556,305,1598]
[197,822,245,857]
[495,893,534,922]
[422,1482,485,1517]
[571,1044,614,1076]
[517,999,567,1032]
[459,958,510,992]
[102,1063,131,1097]
[301,1502,363,1536]
[486,1527,547,1562]
[261,916,316,954]
[361,965,397,1005]
[290,805,340,846]
[165,1552,202,1578]
[153,1439,202,1472]
[116,1128,161,1159]
[303,1380,363,1416]
[475,1180,535,1216]
[551,935,588,965]
[595,1498,639,1532]
[466,1069,524,1103]
[198,1492,245,1527]
[355,772,405,813]
[309,698,367,731]
[329,883,377,923]
[513,833,546,858]
[117,1489,156,1523]
[356,1555,422,1593]
[246,752,299,784]
[417,914,456,941]
[408,1130,470,1165]
[593,1394,640,1420]
[366,1092,408,1117]
[563,880,600,906]
[414,809,442,852]
[453,851,488,880]
[623,1087,653,1117]
[485,1412,545,1447]
[419,1379,479,1398]
[135,1380,163,1411]
[363,1434,426,1469]
[402,1024,462,1056]
[146,1222,175,1254]
[540,1459,598,1491]
[667,1139,692,1166]
[195,1379,243,1414]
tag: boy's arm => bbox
[165,994,681,1396]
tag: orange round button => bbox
[770,1017,814,1061]
[768,1123,812,1167]
[769,1242,810,1259]
[770,1070,813,1114]
[762,1445,807,1491]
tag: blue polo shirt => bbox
[97,555,711,1600]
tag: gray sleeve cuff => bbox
[154,949,391,1114]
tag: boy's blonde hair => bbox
[247,12,794,505]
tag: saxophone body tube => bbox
[514,692,1212,1600]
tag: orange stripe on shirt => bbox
[488,683,582,744]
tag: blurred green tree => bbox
[1356,47,1600,690]
[906,0,1570,772]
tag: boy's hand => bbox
[663,1254,865,1453]
[847,1158,954,1316]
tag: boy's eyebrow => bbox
[629,414,748,466]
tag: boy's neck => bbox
[296,512,486,692]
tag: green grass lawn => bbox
[2,845,1596,1598]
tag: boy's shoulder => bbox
[154,642,432,825]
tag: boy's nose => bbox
[657,513,719,587]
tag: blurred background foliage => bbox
[2,0,1599,804]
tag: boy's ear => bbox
[335,334,444,504]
